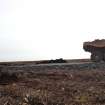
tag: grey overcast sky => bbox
[0,0,105,61]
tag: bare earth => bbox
[0,60,105,105]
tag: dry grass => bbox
[0,69,105,105]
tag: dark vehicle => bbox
[49,58,66,63]
[37,58,66,64]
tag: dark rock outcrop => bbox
[83,39,105,62]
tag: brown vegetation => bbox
[0,67,105,105]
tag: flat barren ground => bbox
[0,61,105,105]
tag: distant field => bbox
[0,59,90,66]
